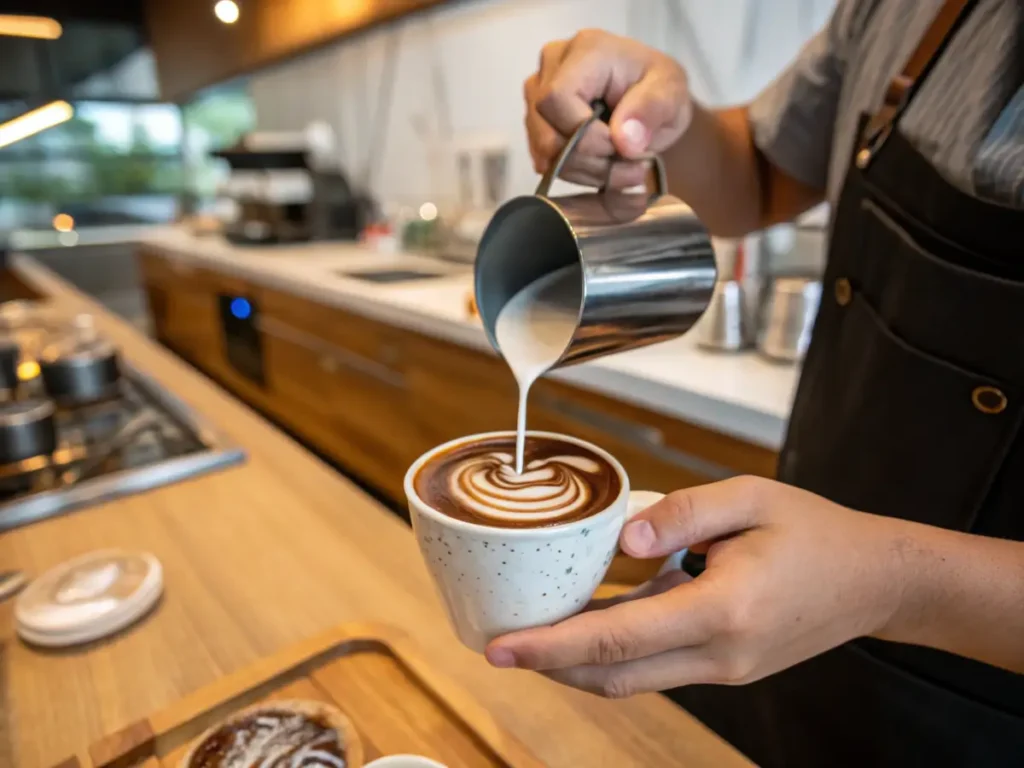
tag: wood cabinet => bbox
[138,251,222,370]
[137,247,778,588]
[258,287,424,501]
[146,0,449,100]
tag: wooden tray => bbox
[54,623,545,768]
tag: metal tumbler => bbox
[474,102,717,369]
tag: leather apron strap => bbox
[857,0,979,169]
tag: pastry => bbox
[180,699,363,768]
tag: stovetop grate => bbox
[0,364,246,533]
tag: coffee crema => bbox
[185,709,346,768]
[414,435,620,528]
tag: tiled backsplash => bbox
[248,0,836,208]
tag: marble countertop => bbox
[141,228,799,449]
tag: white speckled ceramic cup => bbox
[406,430,669,653]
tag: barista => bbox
[486,2,1024,766]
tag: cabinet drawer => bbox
[530,388,722,493]
[143,281,221,366]
[259,315,425,499]
[139,249,203,287]
[405,332,518,445]
[534,379,777,483]
[260,287,407,373]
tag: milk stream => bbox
[494,265,581,473]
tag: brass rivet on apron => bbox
[972,386,1008,415]
[855,148,872,169]
[835,278,852,306]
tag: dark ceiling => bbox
[0,1,150,101]
[0,0,145,25]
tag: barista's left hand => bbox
[484,476,917,697]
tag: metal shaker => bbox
[474,102,717,369]
[758,275,823,363]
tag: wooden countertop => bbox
[0,256,752,768]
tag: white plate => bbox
[16,549,162,647]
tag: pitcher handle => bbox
[535,100,668,198]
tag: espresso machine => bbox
[212,126,377,246]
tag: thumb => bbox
[621,477,766,558]
[609,71,691,158]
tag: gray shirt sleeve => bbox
[748,1,863,190]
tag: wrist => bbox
[661,103,762,237]
[868,517,946,645]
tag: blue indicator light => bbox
[230,297,252,320]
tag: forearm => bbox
[662,103,824,238]
[876,521,1024,673]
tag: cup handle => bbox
[626,491,687,576]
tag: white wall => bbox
[248,0,834,207]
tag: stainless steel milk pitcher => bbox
[475,101,717,369]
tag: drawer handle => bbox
[534,392,734,481]
[258,316,405,389]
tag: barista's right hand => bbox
[524,29,692,190]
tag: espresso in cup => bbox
[412,434,621,528]
[407,430,664,652]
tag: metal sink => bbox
[337,268,446,284]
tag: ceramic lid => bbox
[15,549,162,647]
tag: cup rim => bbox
[404,430,629,537]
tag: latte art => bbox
[414,435,621,528]
[450,451,601,523]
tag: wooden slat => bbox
[87,720,154,768]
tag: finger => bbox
[525,106,561,173]
[537,39,569,84]
[526,98,613,177]
[543,645,721,698]
[621,477,766,559]
[530,110,614,166]
[606,160,648,190]
[609,70,691,158]
[536,40,616,156]
[557,169,611,188]
[585,569,691,612]
[553,158,646,191]
[486,581,716,671]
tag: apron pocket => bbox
[780,290,1021,530]
[855,198,1024,384]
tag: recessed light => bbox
[214,0,240,24]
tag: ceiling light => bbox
[0,15,62,39]
[214,0,240,24]
[0,101,74,150]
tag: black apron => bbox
[669,2,1024,765]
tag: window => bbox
[182,85,257,208]
[0,100,185,228]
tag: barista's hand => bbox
[524,29,691,189]
[485,477,917,697]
